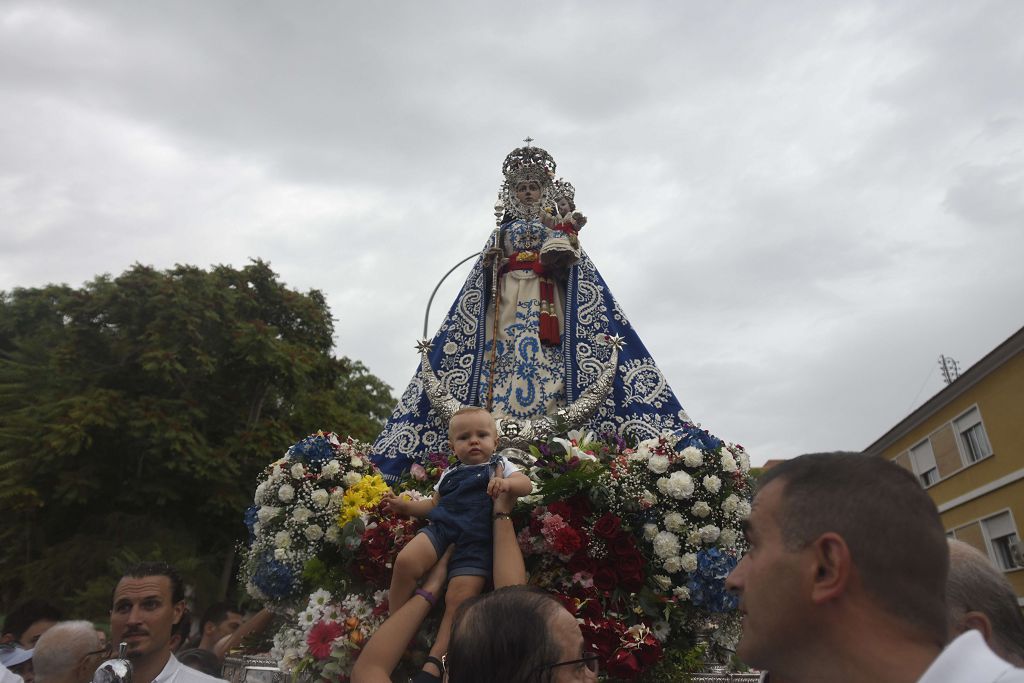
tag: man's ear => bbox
[961,610,994,643]
[809,532,851,604]
[173,600,185,626]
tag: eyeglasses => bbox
[536,652,600,676]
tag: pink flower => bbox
[410,463,427,481]
[307,620,344,660]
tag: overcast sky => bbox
[2,1,1021,465]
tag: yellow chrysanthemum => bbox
[337,474,390,527]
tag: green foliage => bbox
[0,261,393,616]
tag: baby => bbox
[382,406,532,681]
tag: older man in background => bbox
[32,622,105,683]
[947,539,1024,666]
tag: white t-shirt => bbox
[152,654,227,683]
[0,664,23,683]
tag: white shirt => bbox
[152,654,226,683]
[918,630,1024,683]
[0,664,23,683]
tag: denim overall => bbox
[422,456,501,577]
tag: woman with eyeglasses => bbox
[352,493,598,682]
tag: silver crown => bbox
[502,145,557,187]
[551,178,575,202]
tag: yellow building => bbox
[863,325,1024,605]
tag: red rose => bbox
[610,534,637,558]
[546,501,574,520]
[593,566,617,592]
[584,625,620,659]
[606,648,643,680]
[593,512,623,540]
[567,552,595,576]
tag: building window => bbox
[983,512,1020,571]
[909,440,939,487]
[954,407,992,464]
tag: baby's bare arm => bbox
[382,490,439,518]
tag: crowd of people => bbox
[4,446,1024,683]
[0,576,271,683]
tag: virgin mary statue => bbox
[371,143,691,480]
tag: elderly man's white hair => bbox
[947,539,1024,666]
[33,620,101,683]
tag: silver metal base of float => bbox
[222,656,290,683]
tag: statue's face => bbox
[556,197,572,216]
[515,180,542,205]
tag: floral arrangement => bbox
[240,424,752,681]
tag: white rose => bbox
[647,454,670,474]
[662,555,683,573]
[703,475,722,494]
[691,501,711,518]
[274,548,287,560]
[304,524,324,541]
[721,454,738,473]
[699,524,721,544]
[681,553,699,573]
[311,489,330,509]
[257,506,281,523]
[664,512,686,533]
[350,456,364,468]
[292,506,313,523]
[643,523,659,541]
[343,471,363,487]
[736,501,752,519]
[278,484,295,503]
[291,463,305,479]
[652,575,672,591]
[721,494,740,515]
[673,586,691,601]
[719,528,738,547]
[274,531,291,549]
[653,531,681,559]
[322,460,341,478]
[681,446,703,468]
[325,526,340,543]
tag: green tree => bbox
[0,261,393,616]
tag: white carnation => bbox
[254,482,268,503]
[274,548,287,560]
[647,454,670,474]
[641,490,658,507]
[653,531,681,559]
[721,494,740,515]
[349,456,364,468]
[278,484,295,503]
[322,460,341,478]
[720,453,738,473]
[310,489,330,509]
[304,524,324,541]
[703,475,722,494]
[686,529,702,546]
[737,501,752,519]
[657,471,694,500]
[290,463,305,479]
[719,528,738,547]
[292,506,313,523]
[324,526,340,544]
[343,471,363,487]
[681,446,703,468]
[274,531,291,549]
[681,553,699,573]
[643,523,659,541]
[673,586,691,601]
[662,555,683,573]
[257,506,281,523]
[691,501,711,518]
[738,452,751,473]
[664,512,686,533]
[698,524,721,544]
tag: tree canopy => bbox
[0,260,394,615]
